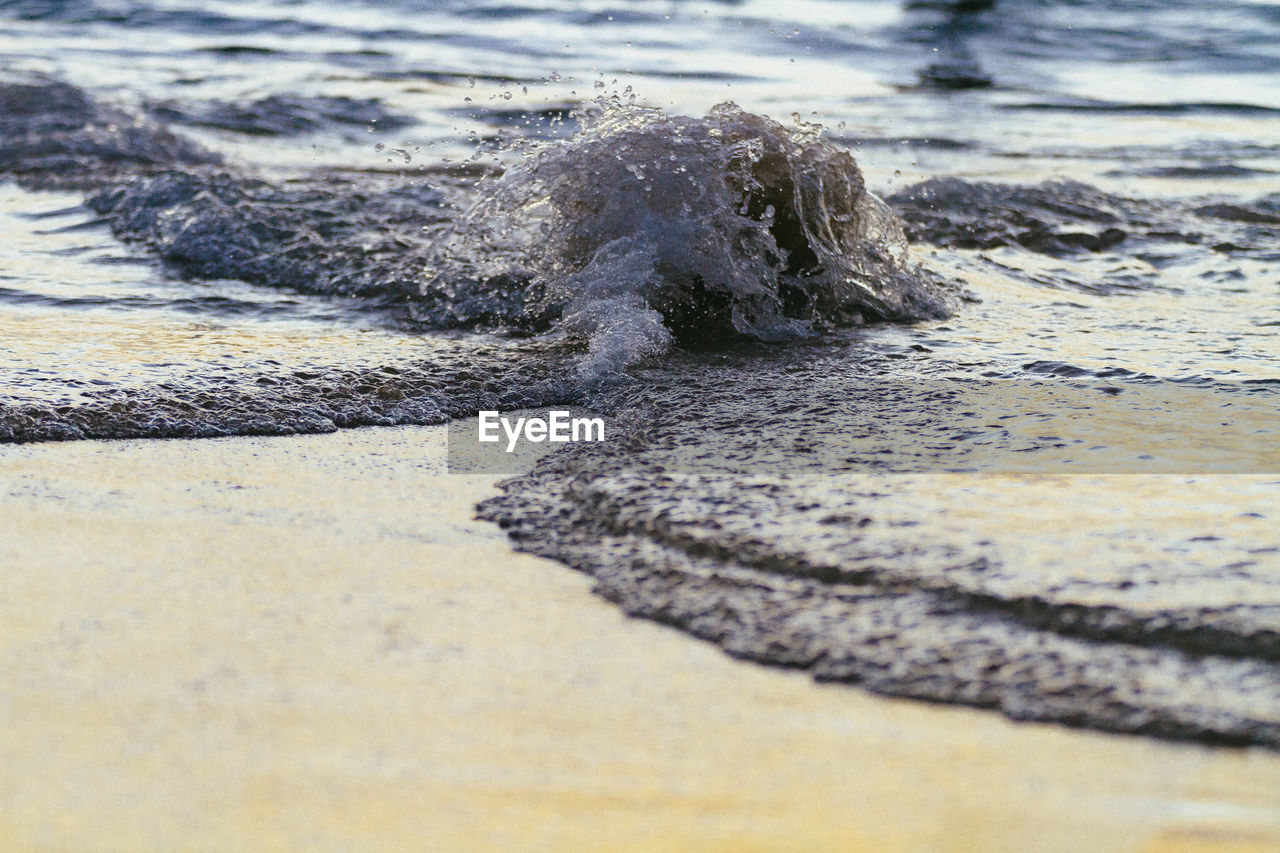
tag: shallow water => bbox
[1,0,1278,746]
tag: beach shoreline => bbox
[2,425,1278,851]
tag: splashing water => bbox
[426,101,953,380]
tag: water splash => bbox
[426,101,953,381]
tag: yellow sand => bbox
[0,427,1277,852]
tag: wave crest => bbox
[426,101,952,378]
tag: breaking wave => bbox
[0,79,959,438]
[427,100,954,378]
[1,81,953,387]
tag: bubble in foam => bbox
[425,100,953,380]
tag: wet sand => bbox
[1,426,1278,852]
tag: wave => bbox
[147,94,417,137]
[0,338,577,443]
[478,353,1280,749]
[427,100,954,379]
[87,173,454,308]
[889,177,1142,255]
[0,78,955,437]
[1006,100,1280,117]
[2,79,957,377]
[0,80,217,191]
[3,78,1272,445]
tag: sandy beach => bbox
[4,0,1280,848]
[2,426,1278,852]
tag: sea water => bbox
[1,0,1278,745]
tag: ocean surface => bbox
[1,0,1278,746]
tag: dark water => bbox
[1,0,1278,747]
